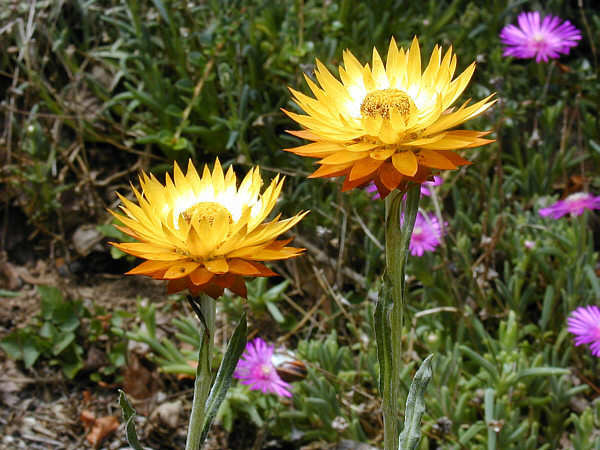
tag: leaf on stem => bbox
[198,313,247,445]
[399,354,433,450]
[118,389,144,450]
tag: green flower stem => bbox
[382,186,420,450]
[185,295,216,450]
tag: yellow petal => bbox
[349,157,384,181]
[189,267,213,286]
[370,148,396,160]
[320,151,371,164]
[406,36,421,87]
[228,258,261,276]
[163,262,201,279]
[126,260,174,275]
[378,120,399,145]
[416,150,457,169]
[392,151,418,176]
[204,258,229,274]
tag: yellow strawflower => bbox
[284,37,496,198]
[110,159,307,299]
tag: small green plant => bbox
[114,299,203,377]
[568,401,600,450]
[222,277,290,324]
[0,286,128,380]
[9,120,72,225]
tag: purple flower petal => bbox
[567,306,600,357]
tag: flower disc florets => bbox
[360,88,414,122]
[181,202,233,226]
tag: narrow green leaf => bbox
[459,345,499,383]
[0,289,19,298]
[150,0,171,25]
[118,390,144,450]
[539,285,554,331]
[484,388,497,450]
[265,301,285,323]
[515,367,569,381]
[197,313,247,446]
[458,422,486,444]
[160,364,197,376]
[399,355,433,450]
[584,265,600,298]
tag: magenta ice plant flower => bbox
[365,176,443,200]
[408,212,443,257]
[420,176,443,197]
[539,192,600,219]
[567,306,600,357]
[365,182,380,200]
[500,11,581,63]
[234,337,292,397]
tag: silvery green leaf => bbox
[399,355,433,450]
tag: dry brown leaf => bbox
[80,409,96,429]
[81,390,92,406]
[123,354,154,399]
[86,415,119,446]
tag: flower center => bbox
[181,201,233,225]
[532,33,545,43]
[260,364,272,377]
[360,88,413,121]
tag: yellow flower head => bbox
[110,159,307,299]
[284,37,496,198]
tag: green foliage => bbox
[114,299,202,376]
[222,277,290,325]
[0,286,127,380]
[7,120,72,224]
[568,401,600,450]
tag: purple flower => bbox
[420,176,443,197]
[234,337,292,397]
[567,306,600,357]
[539,192,600,219]
[408,212,443,257]
[365,176,442,200]
[365,182,380,200]
[500,12,581,63]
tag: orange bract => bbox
[284,37,496,198]
[110,159,307,299]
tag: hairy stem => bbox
[185,295,216,450]
[381,186,420,450]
